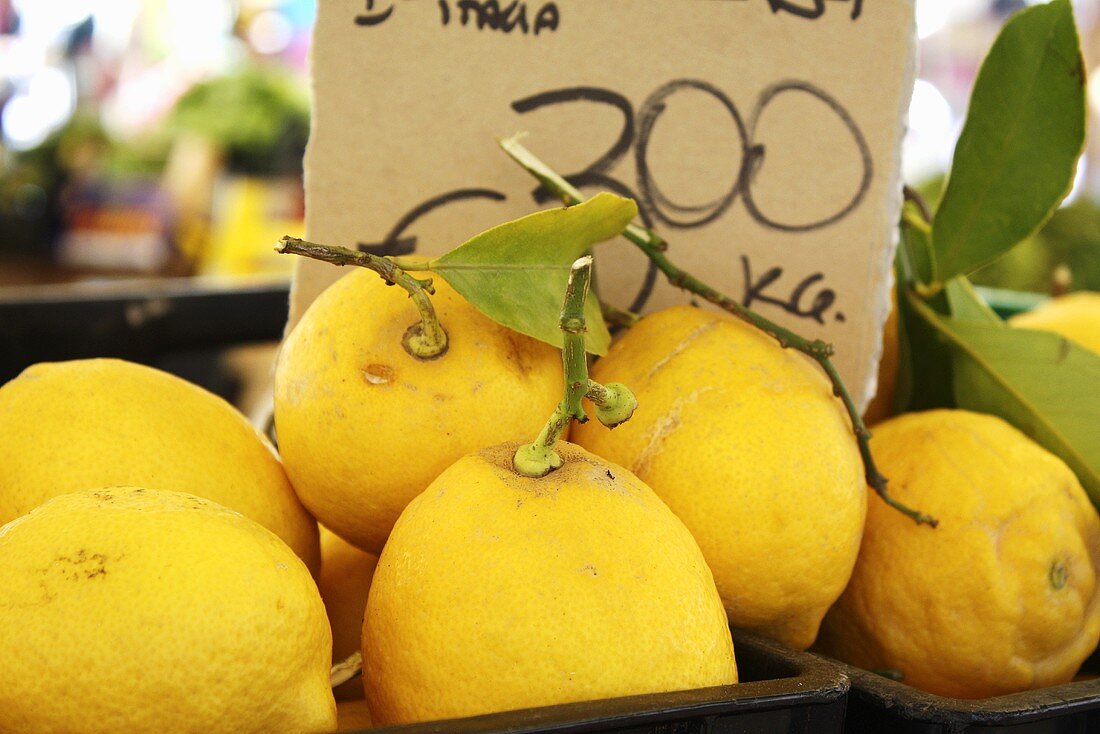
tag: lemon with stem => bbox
[274,239,562,555]
[363,258,736,725]
[819,410,1100,698]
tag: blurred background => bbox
[0,0,1096,409]
[0,0,312,285]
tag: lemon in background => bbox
[574,305,865,649]
[819,410,1100,698]
[864,290,899,426]
[317,526,377,702]
[1010,291,1100,354]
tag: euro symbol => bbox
[355,0,395,26]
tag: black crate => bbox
[0,277,290,385]
[836,649,1100,733]
[353,630,848,734]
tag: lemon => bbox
[363,442,737,725]
[317,526,378,701]
[0,487,336,733]
[573,305,865,649]
[0,359,319,573]
[274,268,562,554]
[1010,291,1100,354]
[818,410,1100,698]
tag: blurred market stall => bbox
[0,0,312,285]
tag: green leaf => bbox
[899,206,935,285]
[428,193,637,355]
[896,285,955,413]
[944,277,1002,325]
[909,296,1100,506]
[895,221,955,413]
[931,0,1085,284]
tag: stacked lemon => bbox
[0,360,335,733]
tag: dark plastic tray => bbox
[355,630,848,734]
[0,276,290,384]
[835,648,1100,733]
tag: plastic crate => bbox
[835,649,1100,733]
[348,630,849,734]
[0,276,289,385]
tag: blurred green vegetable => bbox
[167,66,309,176]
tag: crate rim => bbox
[358,630,849,734]
[833,652,1100,726]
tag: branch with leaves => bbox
[894,0,1100,506]
[499,136,937,528]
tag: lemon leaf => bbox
[428,193,637,355]
[944,277,1002,326]
[895,217,954,413]
[928,0,1091,286]
[931,0,1085,284]
[909,296,1100,506]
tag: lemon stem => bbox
[499,136,937,527]
[276,236,448,360]
[513,257,592,477]
[514,257,636,478]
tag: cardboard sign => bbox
[298,0,915,408]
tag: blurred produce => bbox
[166,66,308,177]
[0,0,312,283]
[0,115,166,263]
[1010,291,1100,353]
[972,201,1100,294]
[162,66,309,275]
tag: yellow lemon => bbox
[1010,291,1100,354]
[364,442,737,726]
[818,410,1100,698]
[274,268,562,554]
[0,487,336,733]
[572,305,865,649]
[0,359,319,573]
[317,526,378,701]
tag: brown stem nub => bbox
[903,185,933,224]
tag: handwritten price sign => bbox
[299,0,915,407]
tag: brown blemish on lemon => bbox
[362,364,395,386]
